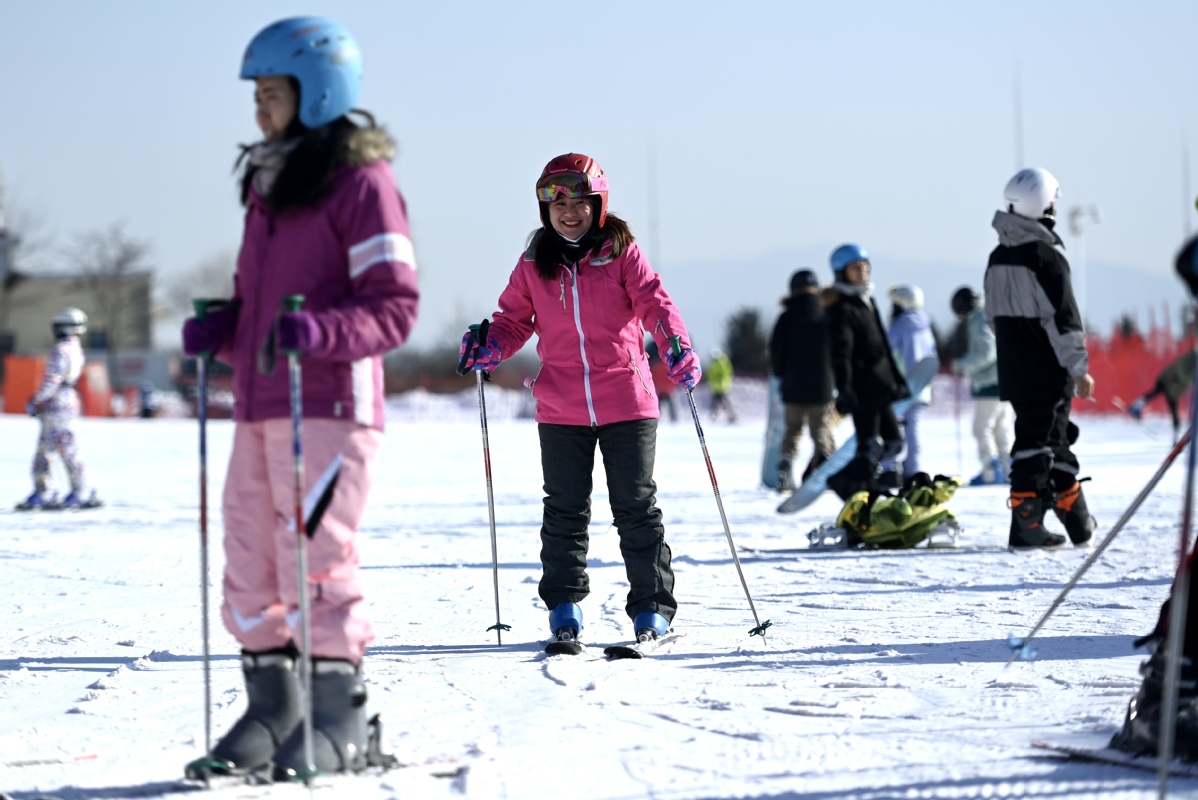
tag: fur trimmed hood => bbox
[343,127,396,167]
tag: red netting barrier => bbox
[1078,309,1194,415]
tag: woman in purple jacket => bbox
[459,154,699,649]
[181,17,418,780]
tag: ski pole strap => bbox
[280,295,305,357]
[749,620,772,637]
[486,623,512,633]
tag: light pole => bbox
[1068,205,1101,324]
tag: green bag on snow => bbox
[834,474,964,548]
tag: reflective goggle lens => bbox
[536,171,608,202]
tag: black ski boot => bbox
[272,659,369,780]
[185,649,301,780]
[827,456,878,501]
[1110,647,1198,760]
[776,458,795,492]
[1008,490,1067,549]
[1052,481,1097,546]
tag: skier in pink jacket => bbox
[180,17,418,781]
[459,153,701,648]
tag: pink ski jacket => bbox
[488,236,691,427]
[225,132,419,431]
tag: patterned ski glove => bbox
[458,330,502,373]
[26,398,43,417]
[277,311,324,354]
[666,348,702,388]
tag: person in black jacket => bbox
[984,167,1096,549]
[822,244,910,500]
[769,269,835,490]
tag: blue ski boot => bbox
[633,611,669,643]
[16,490,57,511]
[60,490,101,509]
[545,603,584,655]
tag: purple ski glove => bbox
[278,311,324,354]
[181,301,239,357]
[666,348,702,388]
[458,330,502,373]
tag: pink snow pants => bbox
[220,418,381,663]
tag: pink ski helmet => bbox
[535,153,610,228]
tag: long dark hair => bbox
[238,82,378,213]
[529,208,635,279]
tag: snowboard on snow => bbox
[777,356,940,515]
[1031,740,1198,778]
[760,376,785,490]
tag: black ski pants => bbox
[1009,397,1080,494]
[850,399,902,461]
[537,419,677,623]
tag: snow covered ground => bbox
[1,383,1195,799]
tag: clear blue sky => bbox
[2,1,1196,350]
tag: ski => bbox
[544,640,584,656]
[604,630,684,660]
[1031,740,1198,778]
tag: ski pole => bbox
[1158,358,1198,798]
[281,294,318,783]
[192,297,226,757]
[670,337,770,639]
[456,320,510,645]
[955,374,963,478]
[1006,426,1193,668]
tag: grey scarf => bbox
[248,138,301,199]
[834,280,875,300]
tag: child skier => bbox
[769,268,835,491]
[883,284,937,484]
[180,17,418,780]
[458,153,698,647]
[984,167,1096,549]
[949,286,1013,485]
[1110,233,1198,759]
[18,307,100,510]
[704,348,737,423]
[823,244,909,500]
[1127,346,1195,444]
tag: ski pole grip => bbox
[282,295,305,314]
[669,335,683,359]
[193,299,210,322]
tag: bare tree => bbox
[159,250,237,323]
[65,224,154,354]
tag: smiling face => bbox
[547,197,594,241]
[254,76,297,143]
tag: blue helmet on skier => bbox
[830,243,869,280]
[241,17,363,129]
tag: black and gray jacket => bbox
[983,210,1088,404]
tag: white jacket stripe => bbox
[348,232,416,279]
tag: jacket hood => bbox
[344,127,397,167]
[992,210,1064,249]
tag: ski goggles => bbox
[535,171,609,203]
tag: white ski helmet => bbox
[888,284,924,311]
[1003,167,1061,221]
[52,307,88,336]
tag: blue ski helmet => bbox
[830,243,869,278]
[241,17,363,129]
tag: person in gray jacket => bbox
[949,286,1012,485]
[984,167,1096,549]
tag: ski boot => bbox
[60,489,102,510]
[876,469,902,492]
[776,458,795,492]
[1128,397,1146,421]
[1110,646,1198,760]
[968,458,1003,487]
[272,659,369,781]
[185,649,301,780]
[1007,490,1067,549]
[827,456,878,501]
[15,490,57,511]
[1052,481,1097,546]
[633,611,669,643]
[549,602,583,642]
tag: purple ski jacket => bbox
[488,236,692,427]
[223,131,419,430]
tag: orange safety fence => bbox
[1078,322,1195,415]
[2,354,112,417]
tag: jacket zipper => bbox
[566,264,598,426]
[630,349,652,397]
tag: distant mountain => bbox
[662,249,1189,354]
